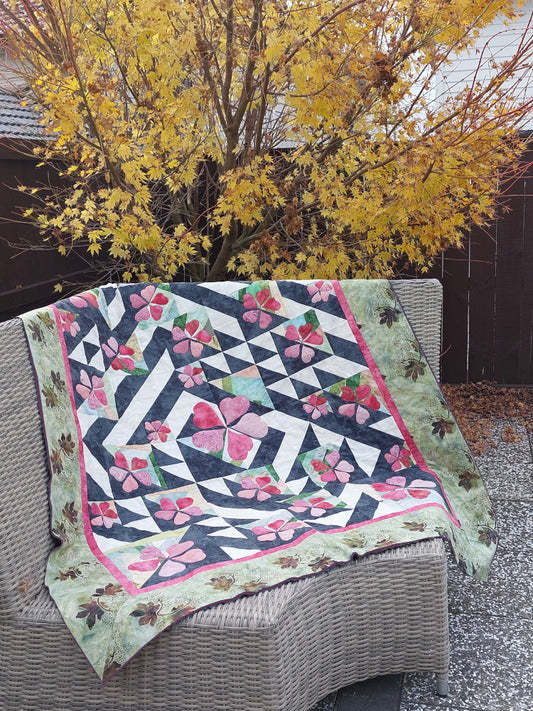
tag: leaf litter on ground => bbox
[442,381,533,457]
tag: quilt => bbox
[21,279,497,681]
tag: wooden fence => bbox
[1,144,532,384]
[0,144,96,319]
[429,145,533,385]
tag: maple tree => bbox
[1,0,533,284]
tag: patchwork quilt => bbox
[21,279,497,681]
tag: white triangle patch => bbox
[201,281,250,296]
[284,476,308,495]
[290,366,322,389]
[200,477,234,497]
[370,415,402,439]
[85,324,102,347]
[224,342,255,364]
[201,351,232,373]
[258,353,287,375]
[345,439,381,477]
[93,532,126,553]
[335,482,365,509]
[196,516,235,528]
[68,339,89,365]
[312,509,352,528]
[84,448,114,499]
[267,377,299,400]
[88,350,105,372]
[207,526,248,539]
[115,497,151,517]
[106,291,126,330]
[161,462,196,483]
[247,331,278,352]
[314,355,367,377]
[311,423,344,449]
[123,517,161,534]
[220,546,261,560]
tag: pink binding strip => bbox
[52,304,90,539]
[52,305,150,593]
[332,281,460,527]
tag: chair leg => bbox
[436,672,449,697]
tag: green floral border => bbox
[340,279,497,576]
[21,279,496,681]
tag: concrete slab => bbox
[401,613,533,710]
[308,694,337,711]
[475,421,533,500]
[335,675,403,711]
[310,675,403,711]
[447,500,533,617]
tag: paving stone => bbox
[308,693,337,711]
[400,704,485,711]
[309,675,404,711]
[488,499,533,549]
[474,421,533,500]
[447,500,533,617]
[401,613,533,711]
[479,460,533,501]
[335,675,403,711]
[447,549,533,618]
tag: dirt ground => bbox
[443,382,533,456]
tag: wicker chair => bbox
[0,279,449,711]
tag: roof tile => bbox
[0,89,43,139]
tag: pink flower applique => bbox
[130,285,169,322]
[178,364,204,388]
[238,475,281,502]
[128,541,206,577]
[59,311,80,337]
[312,451,354,484]
[172,320,212,357]
[302,393,329,420]
[69,291,98,309]
[307,280,333,303]
[384,444,412,471]
[90,501,118,528]
[372,475,437,500]
[289,496,334,517]
[145,420,171,443]
[284,322,323,363]
[102,336,135,371]
[252,518,304,542]
[155,497,203,526]
[76,369,108,409]
[338,384,380,423]
[192,396,268,462]
[109,452,151,493]
[242,288,281,329]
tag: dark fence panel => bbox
[435,246,470,384]
[0,145,96,321]
[520,169,533,382]
[432,146,533,384]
